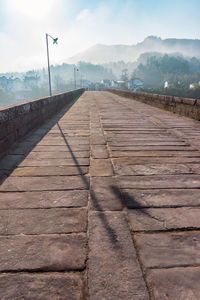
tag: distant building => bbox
[189,81,200,89]
[101,79,111,88]
[128,78,144,91]
[111,80,130,90]
[189,83,195,89]
[111,80,120,89]
[111,80,126,89]
[164,81,169,88]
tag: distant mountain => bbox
[67,36,200,64]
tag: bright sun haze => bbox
[0,0,199,72]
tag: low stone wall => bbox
[107,89,200,121]
[0,89,84,158]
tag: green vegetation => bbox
[134,54,200,88]
[133,54,200,98]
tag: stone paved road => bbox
[0,91,200,299]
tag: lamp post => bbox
[74,66,79,89]
[46,33,58,96]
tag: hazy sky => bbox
[0,0,199,72]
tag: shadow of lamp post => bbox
[46,33,58,96]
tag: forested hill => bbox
[133,54,200,88]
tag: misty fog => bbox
[1,36,200,108]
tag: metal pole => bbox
[81,74,83,88]
[74,67,76,89]
[46,33,52,96]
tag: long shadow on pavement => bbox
[110,185,161,221]
[57,122,121,249]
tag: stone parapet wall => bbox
[107,89,200,121]
[0,89,84,158]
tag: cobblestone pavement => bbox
[0,91,200,299]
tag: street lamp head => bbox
[46,33,58,44]
[53,38,58,44]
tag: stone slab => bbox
[103,128,164,131]
[0,190,88,209]
[32,136,89,141]
[0,234,86,271]
[0,208,87,234]
[122,189,200,208]
[90,135,106,145]
[111,151,200,157]
[109,141,188,146]
[118,175,200,189]
[58,125,89,130]
[128,207,200,231]
[91,145,109,158]
[105,129,166,133]
[57,131,89,137]
[106,133,178,139]
[147,267,200,300]
[110,145,192,151]
[107,136,181,142]
[114,164,192,176]
[45,130,89,135]
[0,273,85,300]
[90,159,113,176]
[187,164,200,174]
[90,177,123,211]
[19,158,89,167]
[26,151,89,159]
[0,176,89,191]
[32,145,90,151]
[38,138,89,146]
[135,231,200,268]
[113,157,200,165]
[186,140,200,148]
[11,166,88,176]
[89,211,149,300]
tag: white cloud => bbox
[76,9,91,21]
